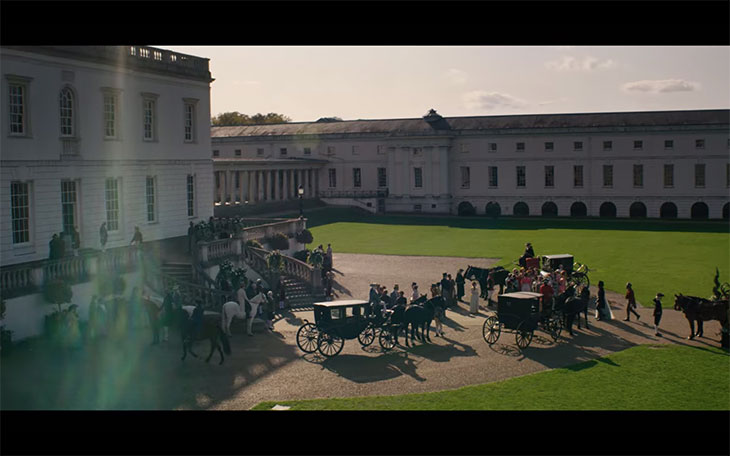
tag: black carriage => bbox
[540,254,590,288]
[296,300,396,357]
[482,292,562,349]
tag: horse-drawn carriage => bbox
[482,292,563,349]
[296,300,398,357]
[540,254,590,288]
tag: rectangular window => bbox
[146,176,157,222]
[545,142,554,151]
[353,168,362,188]
[414,204,422,212]
[280,148,287,156]
[603,141,612,151]
[603,165,613,187]
[304,147,311,155]
[516,166,526,188]
[328,169,337,188]
[10,181,30,244]
[257,148,264,156]
[413,147,423,156]
[187,175,196,217]
[633,164,643,188]
[695,139,705,149]
[516,142,525,151]
[60,180,77,235]
[143,98,156,140]
[8,83,26,135]
[103,91,119,139]
[212,150,219,157]
[489,143,497,152]
[377,167,387,187]
[460,166,470,189]
[574,141,583,151]
[352,145,359,155]
[634,140,643,150]
[105,178,120,231]
[184,102,195,142]
[573,165,584,188]
[664,164,674,188]
[234,149,241,157]
[414,167,423,188]
[695,163,705,187]
[488,166,498,188]
[544,166,554,187]
[665,140,674,149]
[327,146,336,156]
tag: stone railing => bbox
[319,189,388,198]
[1,247,142,298]
[244,246,323,296]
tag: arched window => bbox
[570,202,587,217]
[457,201,476,216]
[723,203,729,220]
[629,202,647,218]
[541,201,558,217]
[485,201,501,218]
[660,202,677,219]
[599,202,617,218]
[59,87,75,137]
[513,202,529,217]
[691,202,709,220]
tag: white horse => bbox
[221,291,266,337]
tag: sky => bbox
[156,46,730,122]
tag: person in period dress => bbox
[653,292,664,337]
[456,269,466,302]
[469,281,480,314]
[624,282,641,322]
[596,281,612,321]
[99,222,108,252]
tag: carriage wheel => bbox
[358,325,376,347]
[573,273,590,289]
[482,316,501,345]
[318,332,344,357]
[296,323,320,354]
[515,323,534,349]
[548,316,562,342]
[379,327,396,351]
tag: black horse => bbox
[465,265,509,299]
[178,307,231,364]
[388,295,447,347]
[563,287,591,335]
[674,294,729,341]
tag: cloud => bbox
[621,79,701,93]
[545,55,617,71]
[445,68,468,85]
[463,91,527,110]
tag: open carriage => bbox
[295,299,397,357]
[482,292,563,349]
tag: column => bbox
[239,171,245,203]
[284,169,290,199]
[271,169,278,201]
[257,171,264,202]
[315,170,320,197]
[387,147,397,195]
[401,147,410,196]
[225,170,232,203]
[246,171,253,203]
[439,145,449,196]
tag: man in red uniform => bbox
[539,279,554,313]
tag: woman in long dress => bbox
[469,281,480,314]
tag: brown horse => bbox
[674,294,729,340]
[179,306,231,364]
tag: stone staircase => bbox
[160,262,193,284]
[282,276,318,308]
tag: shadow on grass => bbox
[302,207,730,234]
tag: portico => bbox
[213,159,328,205]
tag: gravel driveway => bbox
[1,253,723,411]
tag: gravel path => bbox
[1,253,724,411]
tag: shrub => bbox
[293,249,310,263]
[295,229,314,245]
[308,249,324,268]
[266,250,284,272]
[246,239,264,249]
[43,279,73,313]
[267,232,290,251]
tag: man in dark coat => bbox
[49,234,59,260]
[99,222,108,252]
[440,273,452,306]
[188,221,195,253]
[653,293,664,337]
[456,269,466,302]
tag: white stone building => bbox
[211,109,730,219]
[1,46,215,267]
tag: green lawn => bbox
[253,344,730,410]
[302,208,730,308]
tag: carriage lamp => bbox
[298,185,304,217]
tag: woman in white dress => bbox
[469,281,480,314]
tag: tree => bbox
[212,111,291,126]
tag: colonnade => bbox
[214,168,320,204]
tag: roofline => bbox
[210,108,730,129]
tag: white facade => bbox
[1,46,215,266]
[211,110,730,219]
